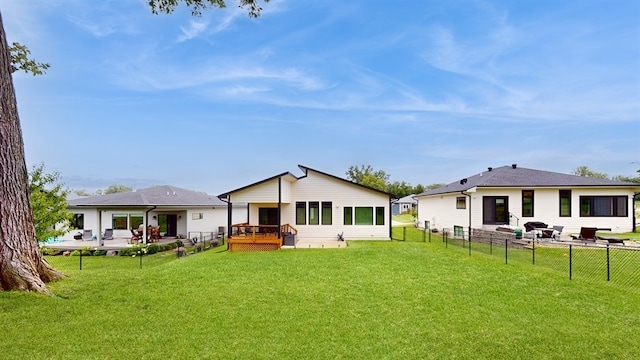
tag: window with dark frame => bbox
[355,207,373,225]
[322,202,332,225]
[456,196,466,209]
[112,214,128,230]
[73,213,84,230]
[296,202,306,225]
[522,190,534,217]
[579,196,627,217]
[559,190,571,217]
[343,207,353,225]
[375,207,385,225]
[309,202,320,225]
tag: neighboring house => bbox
[392,194,417,215]
[414,164,640,235]
[64,185,247,244]
[218,165,395,249]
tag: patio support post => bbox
[278,177,282,239]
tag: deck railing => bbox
[228,223,298,251]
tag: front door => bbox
[158,214,178,236]
[483,196,509,225]
[258,208,279,225]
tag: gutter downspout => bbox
[218,195,232,249]
[461,191,472,242]
[633,192,639,233]
[278,177,282,240]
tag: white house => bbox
[218,165,395,249]
[414,164,640,236]
[64,185,247,244]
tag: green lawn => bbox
[1,241,639,359]
[392,213,416,224]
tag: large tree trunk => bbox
[0,12,64,293]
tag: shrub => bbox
[147,244,161,254]
[175,240,184,248]
[41,247,62,256]
[119,248,135,256]
[93,250,107,256]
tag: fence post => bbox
[532,239,536,265]
[505,238,508,264]
[79,251,83,271]
[422,227,426,242]
[403,226,406,241]
[468,230,471,256]
[445,231,448,248]
[569,244,573,280]
[606,244,610,282]
[139,249,143,269]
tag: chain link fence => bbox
[392,226,639,292]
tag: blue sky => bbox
[3,0,639,195]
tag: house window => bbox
[580,196,627,217]
[129,214,144,230]
[482,196,509,225]
[355,207,373,225]
[309,202,319,225]
[454,225,464,237]
[192,213,203,220]
[296,202,306,225]
[259,208,278,225]
[72,214,84,230]
[322,202,332,225]
[343,207,353,225]
[112,214,128,230]
[456,196,466,209]
[376,207,385,225]
[559,190,571,217]
[522,190,534,217]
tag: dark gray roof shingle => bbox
[69,185,225,206]
[416,165,640,197]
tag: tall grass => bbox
[1,241,638,359]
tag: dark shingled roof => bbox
[69,185,225,207]
[416,165,640,197]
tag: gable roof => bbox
[69,185,226,207]
[394,194,417,204]
[416,165,640,197]
[218,164,395,199]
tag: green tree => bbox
[101,184,132,195]
[29,164,74,241]
[572,166,608,179]
[613,169,640,183]
[346,165,390,189]
[0,0,267,294]
[10,42,50,75]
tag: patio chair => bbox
[102,228,114,240]
[82,229,93,241]
[571,227,597,242]
[551,225,564,240]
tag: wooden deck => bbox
[228,223,297,252]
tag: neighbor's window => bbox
[72,213,84,229]
[309,202,320,225]
[343,207,353,225]
[192,213,203,220]
[355,207,373,225]
[456,196,466,209]
[375,207,385,225]
[522,190,534,217]
[454,225,464,237]
[112,214,128,230]
[322,202,332,225]
[296,202,306,225]
[580,196,627,217]
[559,190,571,217]
[129,214,144,229]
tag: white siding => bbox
[289,171,390,242]
[231,179,279,203]
[417,187,637,235]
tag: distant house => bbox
[414,164,640,235]
[65,185,247,243]
[218,165,395,250]
[392,194,417,215]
